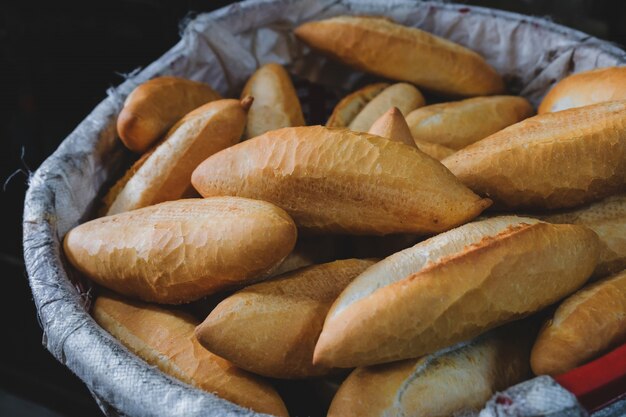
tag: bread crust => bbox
[348,83,424,132]
[443,100,626,210]
[295,16,504,96]
[195,259,376,379]
[540,193,626,279]
[313,216,599,367]
[107,99,247,215]
[93,293,288,417]
[242,63,305,139]
[326,83,389,128]
[328,325,533,417]
[406,96,534,150]
[539,66,626,114]
[191,126,490,235]
[117,76,221,153]
[530,269,626,375]
[64,198,297,304]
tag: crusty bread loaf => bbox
[539,193,626,279]
[195,259,376,379]
[326,83,389,128]
[107,98,249,215]
[348,83,424,132]
[64,198,297,304]
[539,66,626,114]
[117,76,221,153]
[191,126,490,235]
[295,16,504,96]
[241,63,305,139]
[530,269,626,376]
[406,96,534,150]
[368,107,455,160]
[93,293,288,417]
[313,216,599,367]
[328,324,534,417]
[443,100,626,210]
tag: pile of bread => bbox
[62,15,626,417]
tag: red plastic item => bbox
[555,342,626,412]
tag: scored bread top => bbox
[326,83,389,128]
[295,16,503,96]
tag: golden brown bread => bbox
[530,269,626,376]
[326,83,389,128]
[539,66,626,114]
[539,193,626,279]
[191,126,490,235]
[328,324,534,417]
[241,63,305,139]
[195,259,376,379]
[295,16,504,96]
[107,98,249,215]
[443,100,626,210]
[64,198,297,304]
[368,107,456,160]
[313,216,600,367]
[348,83,424,132]
[93,293,288,417]
[117,76,221,153]
[406,96,534,150]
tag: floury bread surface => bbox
[295,16,504,96]
[314,216,600,367]
[93,293,289,417]
[443,100,626,210]
[117,76,221,153]
[64,198,297,303]
[191,126,490,235]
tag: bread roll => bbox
[530,269,626,376]
[242,63,305,139]
[348,83,424,132]
[368,107,455,160]
[539,66,626,114]
[326,83,389,128]
[93,293,288,417]
[314,216,599,367]
[295,16,504,97]
[406,96,534,150]
[117,76,221,153]
[107,98,250,215]
[328,324,534,417]
[64,198,297,304]
[443,100,626,210]
[191,126,490,235]
[540,193,626,279]
[196,259,376,379]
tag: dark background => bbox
[1,1,625,416]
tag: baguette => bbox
[328,324,534,417]
[242,63,305,139]
[295,16,504,96]
[539,66,626,114]
[326,83,389,128]
[530,269,626,376]
[195,259,376,379]
[93,293,288,417]
[313,216,599,367]
[539,193,626,279]
[191,126,490,235]
[107,98,250,215]
[117,76,221,153]
[406,96,534,150]
[443,100,626,210]
[348,83,424,132]
[368,107,455,160]
[64,198,297,304]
